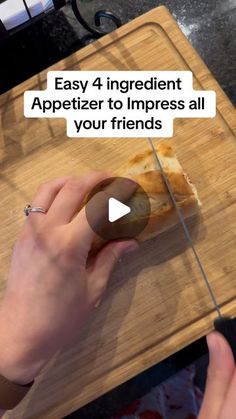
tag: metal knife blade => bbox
[147,137,236,360]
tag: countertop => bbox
[0,1,235,106]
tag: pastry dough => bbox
[116,142,200,241]
[91,142,200,252]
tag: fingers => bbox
[87,240,138,306]
[71,178,137,254]
[198,332,235,419]
[26,177,71,227]
[104,177,138,203]
[219,362,236,419]
[47,172,110,225]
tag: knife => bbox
[147,137,236,361]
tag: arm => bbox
[0,173,137,411]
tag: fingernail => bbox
[94,299,102,308]
[123,241,139,253]
[207,333,219,354]
[123,178,137,190]
[206,332,225,364]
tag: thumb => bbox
[88,240,138,306]
[198,331,235,419]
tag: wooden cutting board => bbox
[1,6,236,419]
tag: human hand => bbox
[0,173,138,385]
[198,331,236,419]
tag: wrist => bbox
[0,346,38,386]
[0,352,39,386]
[0,318,41,385]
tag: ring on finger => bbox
[24,204,47,217]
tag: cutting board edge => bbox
[1,6,235,136]
[2,6,236,419]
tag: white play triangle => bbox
[108,198,131,223]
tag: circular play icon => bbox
[85,177,150,242]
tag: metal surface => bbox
[147,137,222,318]
[24,204,47,216]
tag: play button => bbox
[108,198,131,222]
[85,177,150,243]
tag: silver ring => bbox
[24,204,47,217]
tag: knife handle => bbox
[214,317,236,362]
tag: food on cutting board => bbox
[91,142,200,252]
[115,142,201,242]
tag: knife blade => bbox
[147,137,236,360]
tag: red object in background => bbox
[113,399,140,417]
[139,410,163,419]
[111,367,202,419]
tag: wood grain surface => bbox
[0,6,236,419]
